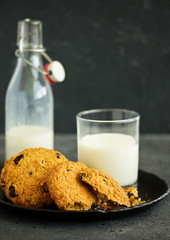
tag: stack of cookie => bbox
[0,147,141,210]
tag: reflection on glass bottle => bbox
[5,19,54,159]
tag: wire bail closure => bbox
[15,48,65,84]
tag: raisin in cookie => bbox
[46,161,97,210]
[79,168,130,208]
[0,147,68,208]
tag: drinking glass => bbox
[76,109,140,188]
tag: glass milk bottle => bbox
[5,19,54,159]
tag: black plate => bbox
[0,170,169,219]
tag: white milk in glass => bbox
[78,133,138,187]
[5,125,54,159]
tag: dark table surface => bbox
[0,134,169,240]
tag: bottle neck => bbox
[17,50,44,69]
[17,19,43,50]
[16,19,45,72]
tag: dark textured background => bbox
[0,0,170,133]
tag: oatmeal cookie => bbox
[0,147,68,208]
[46,161,97,210]
[79,168,130,208]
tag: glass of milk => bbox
[76,109,140,188]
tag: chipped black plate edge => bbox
[0,170,169,216]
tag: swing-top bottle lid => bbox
[17,18,43,50]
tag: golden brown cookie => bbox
[46,161,97,210]
[0,147,68,208]
[79,168,130,208]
